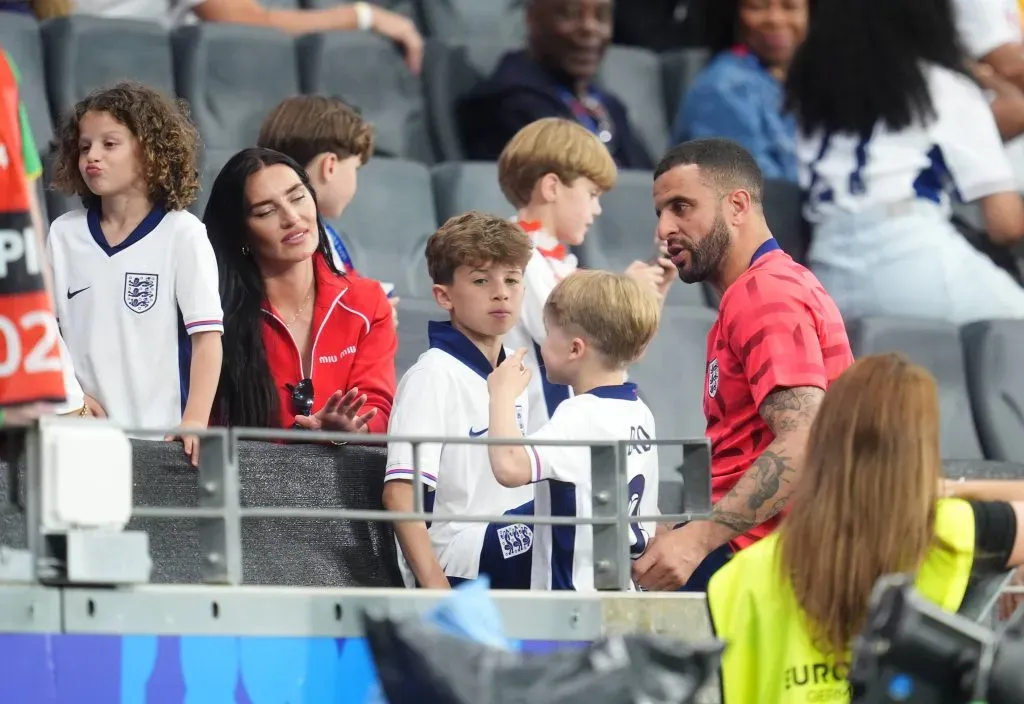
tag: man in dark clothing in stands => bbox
[458,0,653,169]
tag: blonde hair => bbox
[498,118,618,208]
[425,211,533,285]
[544,270,660,367]
[778,353,944,658]
[258,95,374,168]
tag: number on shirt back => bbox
[628,474,649,558]
[628,425,652,456]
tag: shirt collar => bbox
[518,219,568,261]
[585,382,638,401]
[750,237,781,266]
[428,320,507,381]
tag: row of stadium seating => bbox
[0,14,709,172]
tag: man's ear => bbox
[727,188,755,226]
[432,283,453,312]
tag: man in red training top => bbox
[633,138,853,591]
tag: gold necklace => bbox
[283,285,313,327]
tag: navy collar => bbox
[585,382,638,401]
[88,203,167,257]
[750,237,781,266]
[428,321,507,381]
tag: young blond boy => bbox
[488,270,662,591]
[498,118,674,432]
[382,211,535,589]
[258,96,399,324]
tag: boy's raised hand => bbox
[487,348,531,400]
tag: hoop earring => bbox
[241,244,250,256]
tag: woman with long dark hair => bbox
[786,0,1024,323]
[203,147,396,432]
[708,353,1024,702]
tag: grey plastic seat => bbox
[172,24,298,153]
[961,319,1024,463]
[423,40,511,161]
[331,157,438,298]
[1,14,53,157]
[395,298,447,379]
[418,0,527,43]
[431,161,511,222]
[192,147,235,218]
[846,316,984,460]
[763,179,808,264]
[596,46,669,167]
[577,169,708,306]
[299,32,433,163]
[41,16,175,124]
[629,305,715,512]
[660,47,710,133]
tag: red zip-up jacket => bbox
[261,254,396,433]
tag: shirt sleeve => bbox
[723,276,829,410]
[927,65,1018,202]
[519,254,552,344]
[344,284,396,435]
[384,368,446,489]
[50,331,85,415]
[174,218,224,335]
[952,0,1022,58]
[526,402,590,485]
[969,499,1017,574]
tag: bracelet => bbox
[354,1,373,30]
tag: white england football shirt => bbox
[384,321,534,586]
[526,383,659,591]
[503,220,579,433]
[952,0,1021,58]
[799,63,1017,221]
[48,206,223,429]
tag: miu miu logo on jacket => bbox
[318,345,357,364]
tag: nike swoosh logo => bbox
[67,286,90,300]
[468,427,488,438]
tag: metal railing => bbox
[7,420,713,593]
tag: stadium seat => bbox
[660,48,710,133]
[961,319,1024,463]
[172,24,299,153]
[763,179,808,264]
[41,150,80,221]
[299,32,434,163]
[846,316,984,460]
[191,147,235,217]
[422,40,511,162]
[41,16,175,124]
[596,46,669,167]
[430,161,510,222]
[418,0,527,44]
[577,169,709,307]
[395,298,446,378]
[1,14,53,157]
[630,305,715,482]
[331,157,438,297]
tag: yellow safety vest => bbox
[707,498,975,704]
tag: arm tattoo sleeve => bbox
[710,386,825,535]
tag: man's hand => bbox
[371,7,424,74]
[295,388,378,433]
[487,348,531,401]
[632,521,712,591]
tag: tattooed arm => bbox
[705,386,824,543]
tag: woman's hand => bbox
[84,394,107,419]
[294,388,378,433]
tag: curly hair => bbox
[51,82,202,211]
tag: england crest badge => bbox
[707,358,720,399]
[124,273,158,314]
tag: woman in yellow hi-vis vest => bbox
[707,353,1024,703]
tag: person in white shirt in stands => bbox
[785,0,1024,324]
[488,270,661,591]
[382,211,535,590]
[47,82,223,465]
[499,118,673,433]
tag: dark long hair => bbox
[785,0,969,135]
[203,147,341,428]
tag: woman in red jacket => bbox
[203,147,396,433]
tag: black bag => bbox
[363,611,723,704]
